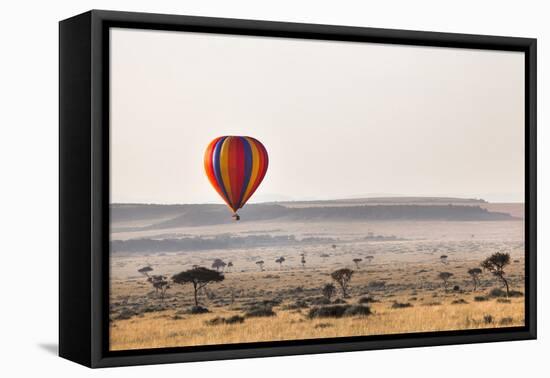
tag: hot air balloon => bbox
[204,136,268,220]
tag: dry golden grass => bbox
[109,217,525,351]
[110,295,524,351]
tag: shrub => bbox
[188,305,209,314]
[358,296,377,304]
[310,297,331,306]
[453,285,460,292]
[245,305,276,318]
[500,317,514,325]
[308,304,371,318]
[283,300,309,310]
[344,305,372,316]
[488,288,507,297]
[483,315,494,324]
[205,315,245,325]
[368,281,386,289]
[308,305,348,318]
[314,323,333,329]
[451,299,468,305]
[392,302,413,309]
[116,308,137,320]
[497,298,511,304]
[508,290,524,297]
[332,298,347,304]
[474,296,488,302]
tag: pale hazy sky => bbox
[110,28,525,204]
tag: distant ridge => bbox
[111,197,517,230]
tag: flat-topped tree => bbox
[440,255,448,265]
[352,258,362,269]
[481,252,511,296]
[467,268,483,291]
[227,261,233,272]
[256,260,265,271]
[275,256,285,269]
[331,268,354,298]
[138,266,153,277]
[438,272,453,291]
[212,258,227,272]
[172,267,224,307]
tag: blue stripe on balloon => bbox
[237,137,253,209]
[213,137,230,204]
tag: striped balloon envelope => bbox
[204,136,268,220]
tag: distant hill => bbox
[111,197,517,230]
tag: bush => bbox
[497,298,511,304]
[474,296,489,302]
[453,285,460,291]
[488,288,507,297]
[308,305,371,318]
[509,290,524,297]
[358,296,377,304]
[500,317,514,325]
[488,288,524,298]
[188,305,209,314]
[391,302,413,309]
[483,315,494,324]
[344,305,372,316]
[314,323,333,329]
[245,305,276,318]
[115,308,137,320]
[451,299,468,305]
[205,315,245,326]
[368,281,386,289]
[308,305,348,318]
[332,298,347,304]
[283,300,309,310]
[310,297,331,306]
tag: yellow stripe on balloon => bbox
[220,137,234,208]
[241,137,259,206]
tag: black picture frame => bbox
[59,9,537,368]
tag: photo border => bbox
[60,9,536,368]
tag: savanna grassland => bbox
[109,199,525,351]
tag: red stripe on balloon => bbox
[227,137,242,210]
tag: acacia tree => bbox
[320,253,330,262]
[148,275,170,302]
[275,256,286,269]
[481,252,511,296]
[440,255,449,265]
[352,258,363,269]
[365,255,374,264]
[256,260,265,271]
[227,261,233,272]
[322,283,336,301]
[138,266,153,277]
[172,267,224,307]
[212,258,227,272]
[300,254,306,269]
[438,272,453,291]
[467,268,483,291]
[331,268,354,298]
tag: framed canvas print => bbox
[59,10,536,368]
